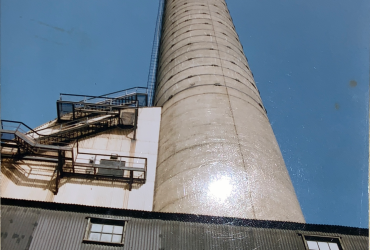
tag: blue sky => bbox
[1,0,369,228]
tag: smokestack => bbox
[153,0,304,223]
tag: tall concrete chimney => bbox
[153,0,305,223]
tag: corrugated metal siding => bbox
[341,234,369,249]
[124,218,161,250]
[1,206,42,250]
[32,211,132,250]
[269,228,305,249]
[29,209,87,250]
[1,205,368,250]
[159,223,306,250]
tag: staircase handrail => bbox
[59,87,148,103]
[34,114,115,135]
[1,120,70,144]
[98,87,148,99]
[2,120,40,137]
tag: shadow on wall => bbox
[1,159,58,194]
[76,127,136,145]
[1,158,144,199]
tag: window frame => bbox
[83,217,127,246]
[301,234,344,250]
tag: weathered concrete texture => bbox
[153,0,305,222]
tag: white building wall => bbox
[1,107,161,211]
[1,160,55,202]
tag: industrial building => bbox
[1,0,368,249]
[1,198,368,250]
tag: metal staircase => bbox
[35,110,137,145]
[57,87,148,121]
[1,120,74,194]
[1,87,149,194]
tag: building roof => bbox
[2,198,367,237]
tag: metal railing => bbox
[72,152,146,175]
[1,120,38,140]
[57,88,148,121]
[1,120,71,147]
[63,150,147,190]
[1,120,147,191]
[2,120,50,143]
[34,115,114,135]
[59,87,148,104]
[98,87,148,99]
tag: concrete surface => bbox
[153,0,305,223]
